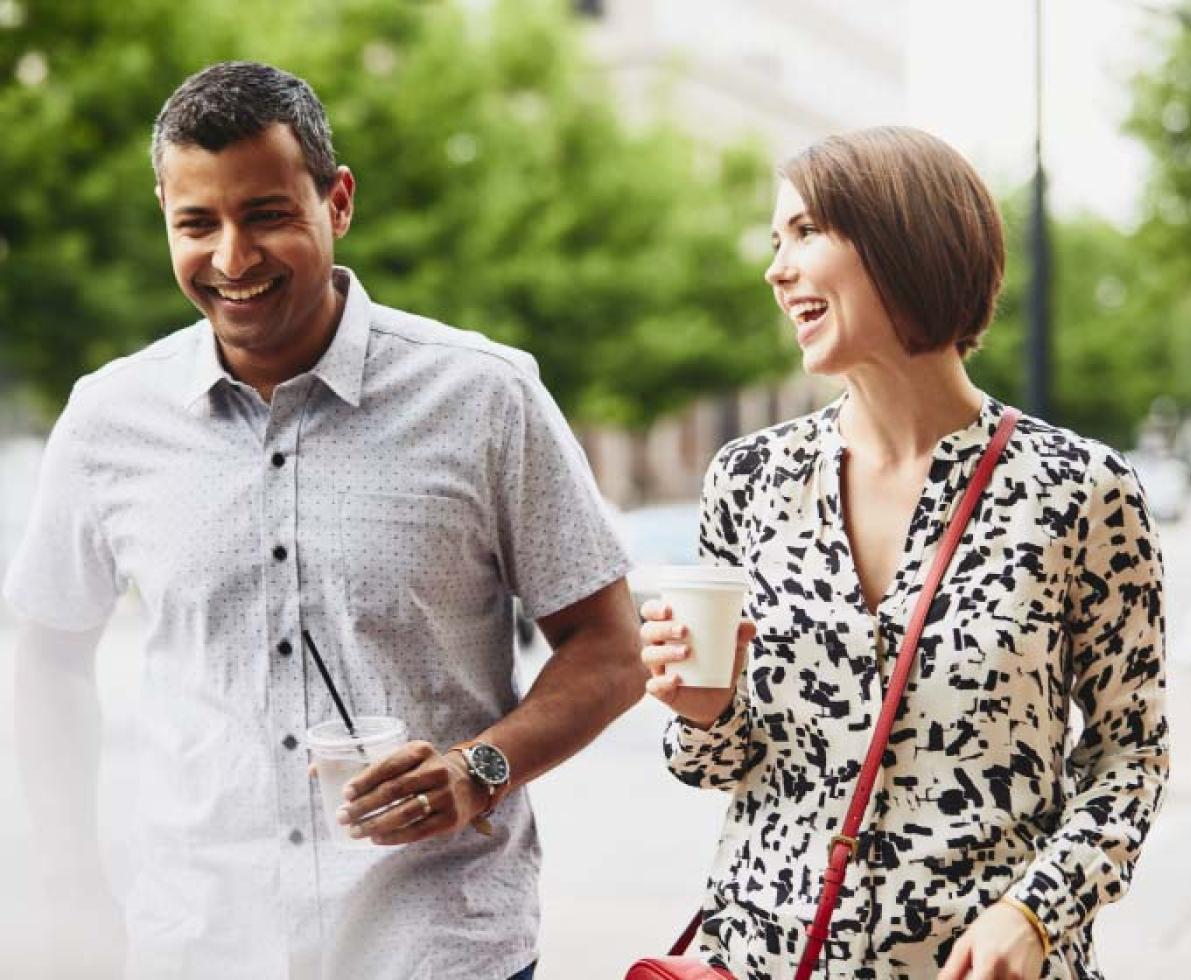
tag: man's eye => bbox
[797,224,818,239]
[176,220,213,232]
[249,211,287,223]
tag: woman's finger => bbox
[645,672,683,702]
[639,599,672,622]
[641,644,690,671]
[937,936,971,980]
[640,620,687,646]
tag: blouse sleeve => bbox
[663,447,754,790]
[1006,450,1170,941]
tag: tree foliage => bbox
[0,0,790,428]
[969,187,1191,448]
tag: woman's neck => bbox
[837,351,983,469]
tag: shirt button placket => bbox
[262,381,319,956]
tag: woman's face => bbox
[765,180,905,377]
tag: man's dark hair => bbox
[151,61,337,197]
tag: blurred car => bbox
[1127,447,1189,524]
[513,499,701,653]
[618,500,701,607]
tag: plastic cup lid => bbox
[305,715,406,750]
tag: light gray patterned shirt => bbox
[4,268,630,980]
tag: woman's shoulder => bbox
[709,404,837,483]
[1005,407,1133,486]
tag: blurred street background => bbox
[4,0,1191,976]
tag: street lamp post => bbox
[1027,0,1051,420]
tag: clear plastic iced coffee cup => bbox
[657,565,751,688]
[306,716,408,849]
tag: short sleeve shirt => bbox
[3,267,630,980]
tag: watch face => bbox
[469,743,510,786]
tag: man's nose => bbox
[212,225,264,280]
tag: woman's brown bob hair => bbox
[780,126,1005,356]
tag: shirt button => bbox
[273,545,288,561]
[271,452,286,468]
[282,734,298,751]
[288,829,304,846]
[277,639,293,656]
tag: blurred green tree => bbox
[0,0,789,428]
[969,186,1191,449]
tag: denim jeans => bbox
[508,964,537,980]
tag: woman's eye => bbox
[797,224,818,239]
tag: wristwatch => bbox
[449,740,512,821]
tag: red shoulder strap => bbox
[794,408,1019,979]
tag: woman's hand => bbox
[640,598,756,729]
[938,900,1045,980]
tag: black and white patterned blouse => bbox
[664,394,1168,980]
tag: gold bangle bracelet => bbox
[999,896,1052,958]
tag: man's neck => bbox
[219,284,347,403]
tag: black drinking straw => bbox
[302,630,367,757]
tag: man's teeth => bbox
[789,299,828,323]
[216,279,277,301]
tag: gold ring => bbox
[415,792,432,818]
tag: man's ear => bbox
[328,166,355,239]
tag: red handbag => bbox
[625,411,1019,980]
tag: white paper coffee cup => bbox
[657,565,750,688]
[306,716,408,849]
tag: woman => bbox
[640,127,1168,979]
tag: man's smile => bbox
[199,275,285,304]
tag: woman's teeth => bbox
[789,299,828,324]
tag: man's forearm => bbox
[481,580,644,790]
[14,619,108,887]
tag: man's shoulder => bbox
[367,304,540,382]
[70,323,201,401]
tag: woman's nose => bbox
[765,249,797,287]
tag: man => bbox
[4,61,643,979]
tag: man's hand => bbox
[335,741,489,846]
[938,900,1046,980]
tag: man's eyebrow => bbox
[169,195,295,217]
[243,194,294,209]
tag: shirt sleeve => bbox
[2,397,122,631]
[494,368,630,621]
[664,447,754,789]
[1007,450,1169,941]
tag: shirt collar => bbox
[181,266,371,412]
[308,266,370,409]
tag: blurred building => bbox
[573,0,910,505]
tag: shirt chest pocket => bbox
[338,492,484,632]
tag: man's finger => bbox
[344,739,434,800]
[339,764,449,823]
[351,786,447,838]
[367,806,456,846]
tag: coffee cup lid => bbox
[654,564,750,589]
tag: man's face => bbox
[157,124,353,365]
